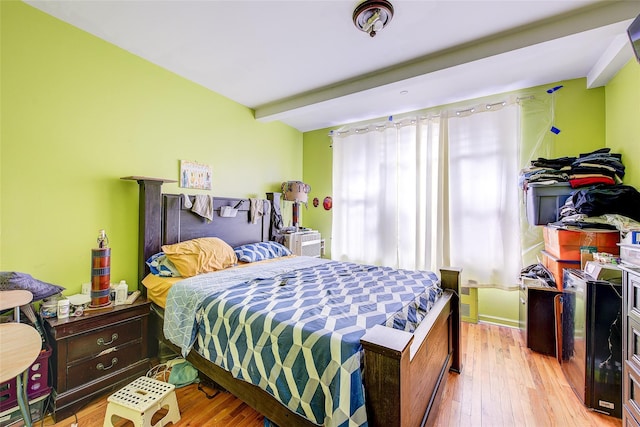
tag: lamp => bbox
[281,181,311,229]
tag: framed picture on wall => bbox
[180,160,212,190]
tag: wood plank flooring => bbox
[43,322,622,427]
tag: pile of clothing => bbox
[520,148,625,189]
[520,263,556,288]
[521,147,640,226]
[561,185,640,223]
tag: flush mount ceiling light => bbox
[353,0,394,38]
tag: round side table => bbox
[0,290,42,427]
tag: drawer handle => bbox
[97,333,118,346]
[97,357,118,371]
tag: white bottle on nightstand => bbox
[115,280,128,306]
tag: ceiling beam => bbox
[587,33,634,88]
[255,0,640,123]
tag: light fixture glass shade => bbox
[353,0,394,37]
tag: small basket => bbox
[0,345,52,412]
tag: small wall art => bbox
[180,160,212,190]
[323,196,332,210]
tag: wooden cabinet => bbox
[44,299,151,421]
[623,265,640,426]
[525,286,561,356]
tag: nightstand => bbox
[43,298,151,421]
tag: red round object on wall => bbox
[323,196,332,210]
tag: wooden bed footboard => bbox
[361,267,462,427]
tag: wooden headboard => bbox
[123,176,271,290]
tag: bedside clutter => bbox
[541,225,620,289]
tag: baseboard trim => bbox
[477,315,519,329]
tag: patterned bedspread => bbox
[164,257,441,427]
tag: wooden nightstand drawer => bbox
[66,341,143,389]
[67,318,143,361]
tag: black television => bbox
[628,13,640,63]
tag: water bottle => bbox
[115,280,128,306]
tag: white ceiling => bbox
[25,0,640,132]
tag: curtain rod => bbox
[329,93,541,138]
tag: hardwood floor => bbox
[433,322,621,427]
[42,322,622,427]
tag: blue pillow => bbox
[145,252,181,277]
[234,241,292,263]
[0,272,65,301]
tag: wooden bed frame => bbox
[126,177,461,427]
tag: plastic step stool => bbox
[103,376,181,427]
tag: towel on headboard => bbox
[249,198,270,224]
[192,195,214,222]
[181,194,193,209]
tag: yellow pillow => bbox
[162,237,237,277]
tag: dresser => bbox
[622,264,640,426]
[44,299,151,421]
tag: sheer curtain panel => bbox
[447,105,522,287]
[331,117,445,271]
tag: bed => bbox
[125,176,462,427]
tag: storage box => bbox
[0,345,51,413]
[620,244,640,268]
[525,182,574,226]
[541,250,580,290]
[543,226,619,261]
[0,393,48,427]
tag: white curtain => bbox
[448,105,522,286]
[332,101,522,287]
[332,116,445,271]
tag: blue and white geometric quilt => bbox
[164,257,441,427]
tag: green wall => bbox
[605,59,640,187]
[301,129,334,258]
[0,1,302,294]
[302,78,608,327]
[549,79,607,158]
